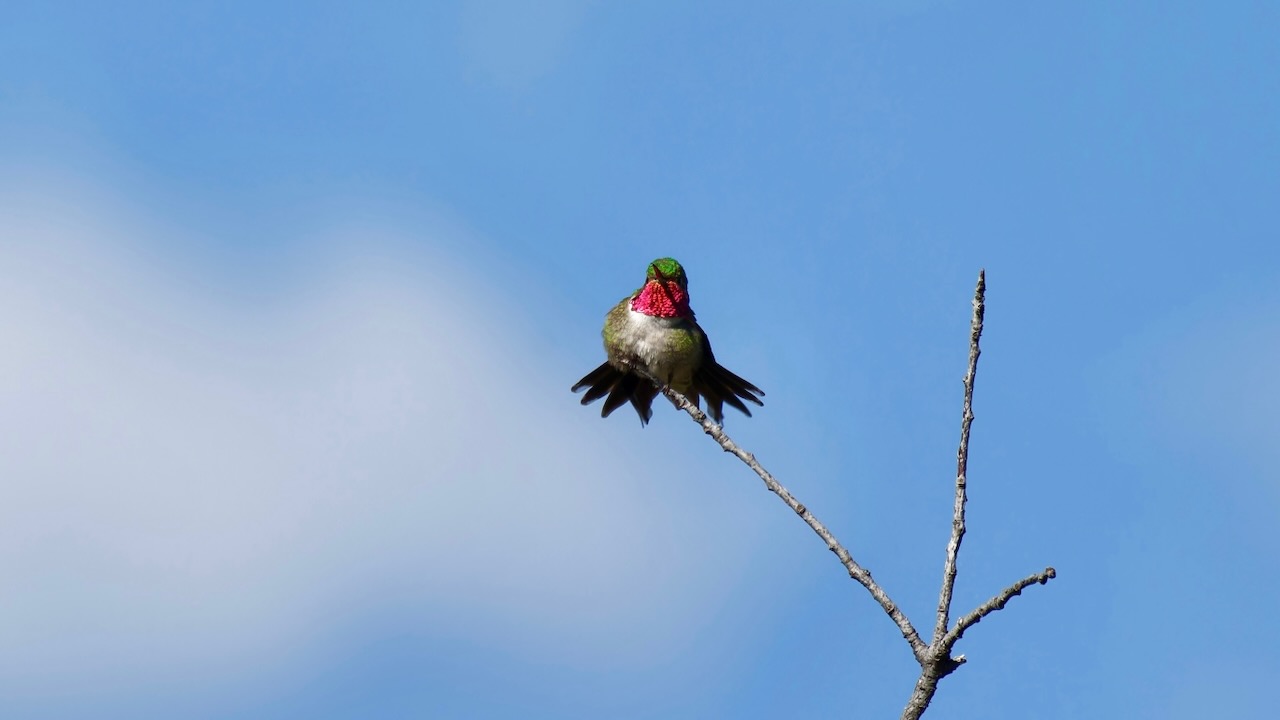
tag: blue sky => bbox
[2,2,1276,717]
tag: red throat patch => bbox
[630,281,691,318]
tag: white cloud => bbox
[0,176,761,697]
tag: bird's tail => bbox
[573,360,764,426]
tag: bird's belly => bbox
[618,311,702,389]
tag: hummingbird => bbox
[572,257,764,425]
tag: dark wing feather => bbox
[571,361,612,393]
[601,373,639,417]
[573,362,619,405]
[630,383,658,425]
[574,361,658,426]
[693,332,764,424]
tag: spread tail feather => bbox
[573,360,763,426]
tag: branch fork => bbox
[637,270,1054,719]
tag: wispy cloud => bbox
[0,174,761,703]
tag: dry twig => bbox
[638,270,1055,719]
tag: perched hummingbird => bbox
[572,257,764,425]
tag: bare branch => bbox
[632,365,929,662]
[621,269,1055,720]
[944,567,1057,647]
[900,271,1058,720]
[934,270,985,642]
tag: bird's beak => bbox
[651,266,677,302]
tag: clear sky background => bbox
[2,2,1277,718]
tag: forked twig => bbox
[639,270,1054,719]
